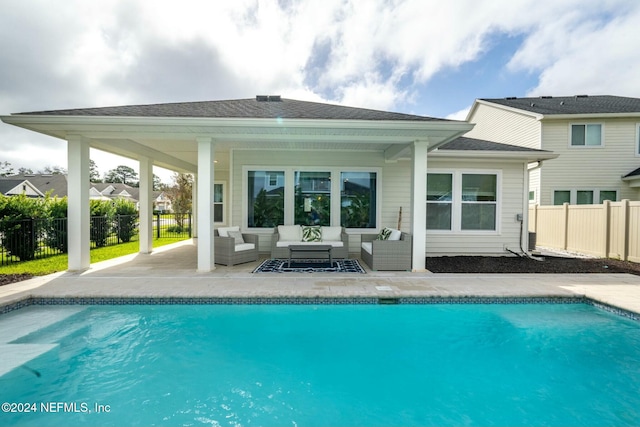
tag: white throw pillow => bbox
[218,226,240,237]
[278,225,302,241]
[321,226,342,241]
[388,228,402,241]
[227,230,245,244]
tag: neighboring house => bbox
[0,178,45,197]
[466,95,640,206]
[154,191,172,213]
[1,173,68,197]
[90,183,139,205]
[1,96,556,272]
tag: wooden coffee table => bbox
[288,245,333,267]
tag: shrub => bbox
[0,195,48,260]
[113,198,138,243]
[90,200,114,247]
[45,197,68,253]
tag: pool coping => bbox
[2,294,640,322]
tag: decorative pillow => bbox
[321,226,342,241]
[388,228,402,241]
[376,228,392,240]
[227,230,245,244]
[302,226,322,242]
[218,226,240,237]
[278,225,302,241]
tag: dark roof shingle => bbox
[15,97,445,122]
[438,136,551,153]
[481,95,640,115]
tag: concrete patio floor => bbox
[2,239,640,316]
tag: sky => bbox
[1,0,639,183]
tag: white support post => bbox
[196,137,215,272]
[139,156,153,254]
[410,140,428,272]
[192,174,198,238]
[67,135,90,271]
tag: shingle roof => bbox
[15,97,445,122]
[623,167,640,178]
[0,179,25,194]
[480,95,640,115]
[438,136,551,153]
[3,174,68,197]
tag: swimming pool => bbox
[1,303,640,426]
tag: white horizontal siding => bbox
[539,119,640,204]
[467,104,541,149]
[426,159,526,256]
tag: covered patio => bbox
[2,97,475,272]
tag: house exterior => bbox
[466,95,640,206]
[0,179,44,197]
[1,96,555,272]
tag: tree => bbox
[89,160,101,183]
[166,173,193,230]
[0,161,14,177]
[17,167,34,175]
[39,165,67,175]
[104,165,138,186]
[153,174,163,191]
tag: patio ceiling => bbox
[1,115,473,173]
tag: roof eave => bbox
[468,99,544,120]
[430,149,559,162]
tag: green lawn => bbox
[0,237,188,276]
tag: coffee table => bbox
[287,245,333,267]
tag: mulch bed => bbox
[0,274,34,287]
[427,256,640,275]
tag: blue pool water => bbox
[1,303,640,426]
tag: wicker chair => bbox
[360,232,412,271]
[214,230,259,266]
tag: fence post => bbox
[602,200,610,258]
[188,213,192,238]
[621,199,630,261]
[156,213,160,239]
[562,202,569,250]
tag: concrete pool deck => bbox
[2,239,640,315]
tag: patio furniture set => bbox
[214,225,412,271]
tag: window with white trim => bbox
[427,171,499,232]
[571,124,602,146]
[553,189,617,205]
[213,182,225,223]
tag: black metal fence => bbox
[0,213,191,266]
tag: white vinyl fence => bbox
[529,200,640,262]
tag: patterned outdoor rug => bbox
[253,258,366,274]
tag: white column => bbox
[410,140,428,272]
[191,174,198,238]
[139,156,154,254]
[67,135,90,271]
[196,137,215,272]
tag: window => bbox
[213,183,224,223]
[576,190,593,205]
[426,173,452,230]
[554,189,617,205]
[553,191,571,205]
[571,124,602,146]
[295,171,331,226]
[599,191,617,203]
[637,123,640,155]
[427,171,498,232]
[247,171,284,227]
[529,191,535,203]
[246,168,379,229]
[341,172,377,228]
[461,174,497,230]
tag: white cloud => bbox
[2,0,640,177]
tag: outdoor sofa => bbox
[270,225,349,259]
[360,229,412,271]
[214,227,259,266]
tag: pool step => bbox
[0,306,87,377]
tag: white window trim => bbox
[214,181,226,225]
[551,189,618,205]
[427,169,502,235]
[242,165,382,232]
[569,122,604,148]
[636,123,640,157]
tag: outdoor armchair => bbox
[214,229,259,266]
[360,232,412,271]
